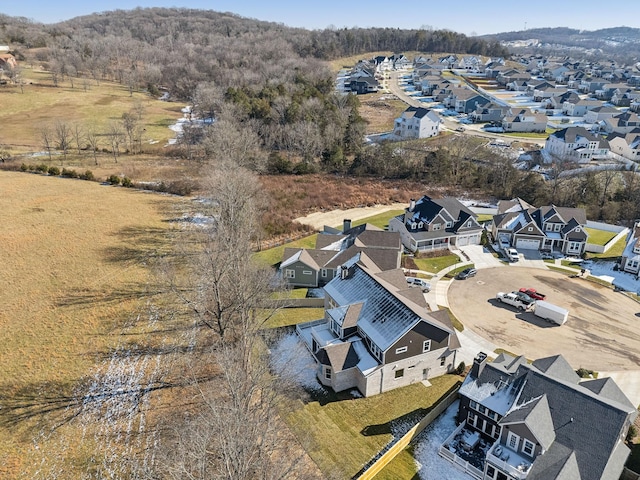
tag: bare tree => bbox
[106,122,124,163]
[40,125,54,161]
[71,123,85,155]
[54,120,72,164]
[86,128,101,165]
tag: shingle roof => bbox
[323,259,456,352]
[500,395,556,450]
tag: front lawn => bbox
[282,375,460,479]
[585,227,617,246]
[411,254,461,274]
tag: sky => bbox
[1,0,637,36]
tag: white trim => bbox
[423,340,431,352]
[395,346,408,354]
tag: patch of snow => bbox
[270,332,323,392]
[414,400,475,480]
[581,259,640,293]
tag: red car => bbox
[519,288,546,300]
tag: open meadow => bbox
[0,171,186,478]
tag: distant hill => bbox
[480,26,640,59]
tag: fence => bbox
[585,221,629,254]
[354,386,460,480]
[438,446,484,479]
[267,298,325,309]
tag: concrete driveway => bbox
[458,244,504,269]
[447,266,640,372]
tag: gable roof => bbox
[323,257,456,352]
[316,342,360,372]
[500,395,556,450]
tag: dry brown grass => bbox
[0,67,183,154]
[0,171,185,478]
[359,92,408,134]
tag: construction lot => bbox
[448,267,640,371]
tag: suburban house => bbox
[280,220,401,287]
[492,203,588,254]
[584,106,620,124]
[607,128,640,161]
[450,352,636,480]
[348,75,379,95]
[445,87,491,114]
[393,106,441,139]
[561,98,602,117]
[502,108,547,133]
[296,253,461,397]
[544,126,610,163]
[620,221,640,276]
[389,195,483,252]
[603,111,640,135]
[471,103,509,123]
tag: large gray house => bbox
[280,220,401,287]
[296,253,460,397]
[452,352,636,480]
[389,195,483,252]
[492,202,588,255]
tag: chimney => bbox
[470,352,488,378]
[409,199,416,212]
[343,219,352,232]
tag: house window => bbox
[469,400,478,410]
[440,356,446,366]
[418,221,424,229]
[302,270,312,275]
[395,346,408,354]
[507,431,520,450]
[467,412,477,427]
[545,223,553,231]
[478,405,487,415]
[433,224,441,231]
[446,221,453,228]
[527,227,533,231]
[395,368,404,379]
[285,269,295,278]
[423,340,431,352]
[324,367,332,380]
[486,465,496,478]
[522,438,535,456]
[554,224,562,232]
[569,241,581,251]
[321,268,327,277]
[467,221,472,227]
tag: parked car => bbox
[519,288,546,300]
[514,291,534,304]
[496,291,533,311]
[504,247,519,262]
[456,268,477,280]
[540,251,554,260]
[406,276,430,292]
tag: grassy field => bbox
[253,234,318,266]
[588,235,626,259]
[0,67,181,154]
[0,171,183,478]
[282,375,459,479]
[585,227,618,246]
[262,308,325,328]
[351,209,404,230]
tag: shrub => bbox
[627,424,638,443]
[20,163,29,172]
[576,367,596,378]
[107,174,121,185]
[80,170,95,181]
[292,161,316,175]
[36,163,49,173]
[455,361,466,375]
[61,168,79,178]
[121,176,133,187]
[47,166,60,176]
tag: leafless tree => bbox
[39,126,54,161]
[86,128,101,165]
[71,123,85,155]
[106,122,124,163]
[54,120,72,164]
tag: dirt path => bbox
[294,203,407,230]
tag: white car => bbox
[496,291,533,311]
[406,276,430,292]
[504,247,519,262]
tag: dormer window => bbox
[446,221,453,228]
[418,221,424,229]
[411,222,417,229]
[554,224,562,232]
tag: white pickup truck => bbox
[496,291,533,311]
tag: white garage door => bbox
[458,236,469,246]
[516,238,541,250]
